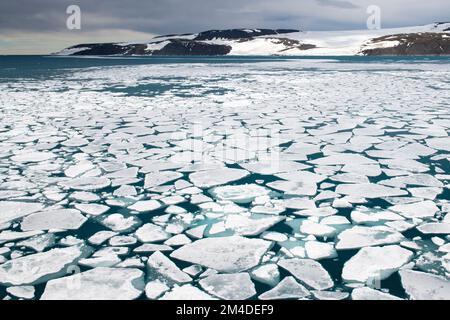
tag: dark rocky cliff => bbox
[361,33,450,56]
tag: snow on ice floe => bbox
[417,223,450,235]
[160,284,216,300]
[10,152,56,163]
[278,258,333,291]
[259,276,310,300]
[59,177,111,191]
[170,236,272,273]
[250,264,280,286]
[400,270,450,300]
[351,287,402,300]
[336,226,405,250]
[0,246,92,286]
[189,168,250,188]
[224,214,285,236]
[342,245,413,283]
[210,184,270,203]
[147,251,192,284]
[335,183,407,199]
[199,273,256,300]
[6,286,36,300]
[134,223,171,243]
[21,208,87,231]
[41,267,145,300]
[0,201,44,225]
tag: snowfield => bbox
[0,56,449,300]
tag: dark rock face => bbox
[271,38,316,52]
[361,33,450,56]
[153,39,232,55]
[65,40,231,56]
[194,29,299,40]
[69,43,147,55]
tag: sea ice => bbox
[0,201,44,225]
[21,209,87,231]
[250,264,280,286]
[389,200,439,218]
[335,183,407,199]
[399,270,450,300]
[60,177,111,191]
[351,287,402,300]
[170,236,272,273]
[0,245,91,286]
[189,168,249,188]
[135,223,171,243]
[209,184,270,204]
[128,200,162,213]
[336,226,405,250]
[144,171,183,189]
[224,214,285,236]
[278,258,333,290]
[74,203,109,216]
[342,245,413,283]
[160,284,216,300]
[199,273,256,300]
[41,267,145,300]
[258,276,310,300]
[147,251,192,284]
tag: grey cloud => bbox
[315,0,359,9]
[1,0,450,54]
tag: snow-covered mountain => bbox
[55,23,450,56]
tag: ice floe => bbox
[342,245,413,283]
[21,209,87,231]
[147,251,192,284]
[199,273,256,300]
[170,236,272,272]
[189,168,249,188]
[399,270,450,300]
[0,246,91,286]
[258,276,310,300]
[278,258,333,290]
[210,184,270,203]
[336,226,404,250]
[41,267,145,300]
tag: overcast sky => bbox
[1,0,449,54]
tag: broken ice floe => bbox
[0,58,449,300]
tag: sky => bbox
[0,0,449,54]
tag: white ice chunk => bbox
[400,270,450,300]
[170,236,272,273]
[135,223,171,243]
[41,267,144,300]
[342,245,413,283]
[351,287,402,300]
[199,273,256,300]
[258,276,310,300]
[0,245,91,286]
[278,258,333,290]
[21,209,87,231]
[336,226,405,250]
[250,264,280,286]
[147,251,192,284]
[189,168,249,188]
[0,201,44,225]
[160,284,216,300]
[210,184,270,204]
[335,183,407,199]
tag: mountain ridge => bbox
[55,24,450,56]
